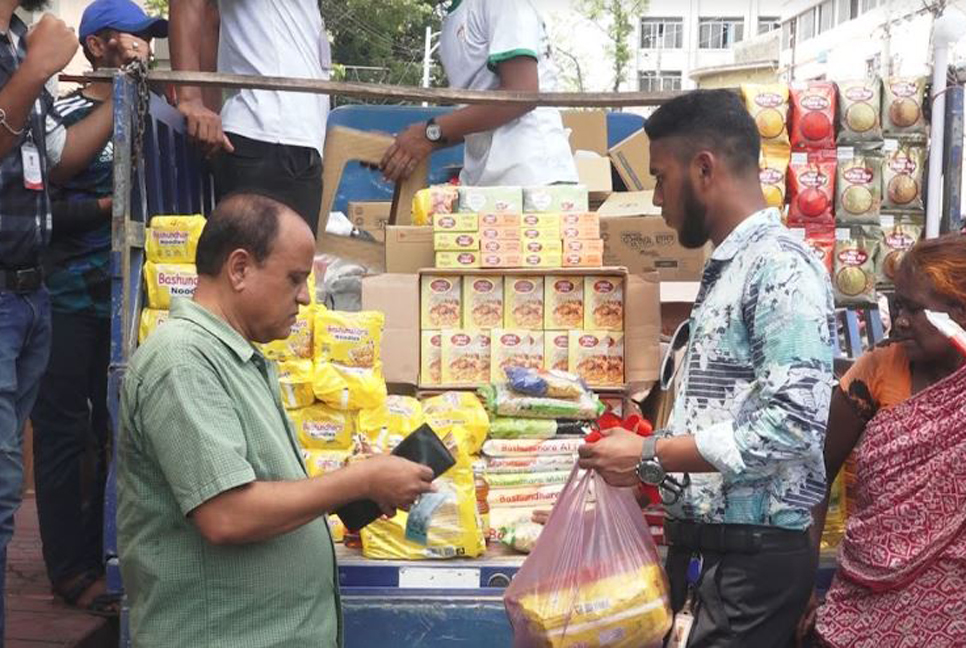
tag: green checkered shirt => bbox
[118,297,342,648]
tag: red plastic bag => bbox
[504,467,671,647]
[586,413,660,506]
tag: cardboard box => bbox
[480,227,521,241]
[436,251,481,269]
[362,267,662,392]
[458,186,523,214]
[318,233,385,273]
[561,110,608,155]
[481,239,523,254]
[434,232,480,252]
[597,192,709,282]
[608,129,654,192]
[433,213,479,232]
[523,185,589,213]
[385,226,433,274]
[348,201,391,242]
[575,155,614,204]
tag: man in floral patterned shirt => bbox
[579,89,835,647]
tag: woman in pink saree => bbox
[802,234,966,647]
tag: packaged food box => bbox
[420,330,442,386]
[145,214,206,263]
[434,232,480,252]
[481,239,523,254]
[569,330,625,387]
[584,276,624,330]
[432,213,479,233]
[523,185,589,213]
[481,252,524,268]
[561,223,600,240]
[882,143,925,211]
[833,227,879,306]
[441,329,491,385]
[143,261,198,310]
[883,76,927,138]
[790,80,836,150]
[521,225,561,240]
[480,213,521,228]
[522,252,563,268]
[413,186,459,226]
[458,186,523,214]
[544,276,585,329]
[480,226,522,241]
[835,151,882,224]
[563,239,604,254]
[561,212,599,229]
[544,331,570,372]
[741,83,790,147]
[563,251,604,267]
[420,275,462,329]
[521,214,561,229]
[491,329,542,383]
[837,78,883,144]
[504,277,545,329]
[522,239,563,254]
[463,275,504,329]
[436,251,481,269]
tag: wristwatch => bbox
[636,436,666,486]
[425,118,445,144]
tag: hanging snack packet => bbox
[833,227,879,306]
[463,276,504,329]
[837,78,883,144]
[883,77,928,138]
[787,154,836,226]
[145,214,206,263]
[143,261,198,310]
[882,143,925,211]
[314,309,383,368]
[504,277,545,329]
[421,275,462,329]
[441,330,491,385]
[759,144,790,209]
[137,308,170,344]
[876,217,922,286]
[741,84,790,147]
[790,80,836,150]
[835,150,882,224]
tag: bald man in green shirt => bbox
[117,193,434,647]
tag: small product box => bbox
[523,185,589,213]
[433,213,479,233]
[490,329,541,383]
[458,186,523,214]
[481,252,524,269]
[560,213,601,240]
[481,239,523,254]
[440,329,491,385]
[584,276,624,330]
[480,226,522,241]
[420,275,462,329]
[521,213,561,229]
[435,251,481,269]
[434,232,480,252]
[504,276,545,329]
[522,252,563,268]
[569,330,625,387]
[563,251,604,267]
[479,213,522,228]
[544,331,570,372]
[522,239,563,254]
[544,276,585,328]
[420,330,442,385]
[463,275,504,329]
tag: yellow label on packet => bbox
[260,305,315,361]
[314,309,383,368]
[137,308,170,344]
[145,214,205,263]
[289,403,354,450]
[312,361,387,411]
[143,261,198,310]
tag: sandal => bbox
[53,570,121,617]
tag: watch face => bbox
[637,461,665,486]
[426,123,442,142]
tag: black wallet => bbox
[336,423,456,531]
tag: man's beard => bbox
[20,0,50,11]
[678,178,710,249]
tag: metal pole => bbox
[421,25,433,107]
[926,42,949,239]
[942,84,964,233]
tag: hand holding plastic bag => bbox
[504,467,671,647]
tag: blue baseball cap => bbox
[79,0,169,43]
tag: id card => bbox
[22,141,43,191]
[667,610,694,648]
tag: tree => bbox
[578,0,648,92]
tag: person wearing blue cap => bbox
[29,0,166,618]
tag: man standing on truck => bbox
[169,0,331,234]
[379,0,578,187]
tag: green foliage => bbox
[578,0,647,92]
[142,0,168,17]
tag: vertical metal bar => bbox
[942,85,964,234]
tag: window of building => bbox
[781,18,794,49]
[641,17,684,49]
[698,17,745,49]
[838,0,859,23]
[818,0,834,33]
[639,70,682,92]
[758,16,781,35]
[797,8,815,41]
[860,0,878,12]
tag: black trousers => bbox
[665,527,817,648]
[212,132,323,235]
[31,311,110,585]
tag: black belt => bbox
[664,519,810,554]
[0,266,44,293]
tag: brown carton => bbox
[608,129,654,191]
[385,226,433,274]
[561,110,608,155]
[348,201,391,242]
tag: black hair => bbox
[644,89,760,174]
[195,192,287,277]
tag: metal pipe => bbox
[942,84,964,233]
